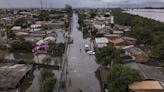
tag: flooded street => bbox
[66,13,100,92]
[56,31,65,44]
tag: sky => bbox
[0,0,164,8]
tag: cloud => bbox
[0,0,163,8]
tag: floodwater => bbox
[66,13,100,92]
[1,29,65,92]
[56,31,65,44]
[125,9,164,22]
[0,12,100,92]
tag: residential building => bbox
[11,26,22,32]
[124,46,149,63]
[0,64,33,92]
[126,63,164,82]
[94,37,108,48]
[129,81,164,92]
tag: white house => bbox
[11,26,22,32]
[94,37,109,48]
[110,16,114,24]
[30,24,41,29]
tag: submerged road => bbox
[66,13,100,92]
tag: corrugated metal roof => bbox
[129,81,163,90]
[95,37,108,43]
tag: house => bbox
[123,26,132,32]
[122,37,137,44]
[108,37,124,45]
[126,62,164,92]
[126,63,164,82]
[11,26,22,32]
[44,21,65,29]
[97,26,110,34]
[108,37,134,50]
[0,64,32,91]
[105,34,121,39]
[110,16,114,24]
[1,17,15,26]
[129,81,164,92]
[112,30,124,35]
[30,24,41,29]
[94,37,108,48]
[124,46,149,63]
[30,23,43,32]
[36,21,44,27]
[15,32,29,36]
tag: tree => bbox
[40,77,56,92]
[48,43,65,56]
[90,11,96,18]
[42,56,52,64]
[41,69,54,81]
[40,69,56,92]
[96,46,120,66]
[37,10,50,21]
[6,28,16,39]
[129,29,153,45]
[65,4,73,14]
[108,64,143,92]
[14,18,28,28]
[10,40,32,52]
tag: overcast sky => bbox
[0,0,164,8]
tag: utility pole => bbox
[50,0,53,10]
[40,0,43,9]
[108,0,110,9]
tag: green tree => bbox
[53,43,65,55]
[38,10,50,21]
[108,64,143,92]
[41,69,54,81]
[10,40,32,52]
[40,77,56,92]
[65,4,73,14]
[42,56,52,64]
[40,69,56,92]
[96,46,120,66]
[90,11,96,18]
[129,29,153,45]
[6,28,16,39]
[14,18,28,28]
[0,43,6,50]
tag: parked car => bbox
[87,50,95,55]
[85,44,90,51]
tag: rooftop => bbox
[112,30,124,34]
[0,64,32,89]
[126,46,145,56]
[11,26,21,30]
[95,37,108,44]
[108,38,125,45]
[129,81,163,90]
[126,63,164,82]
